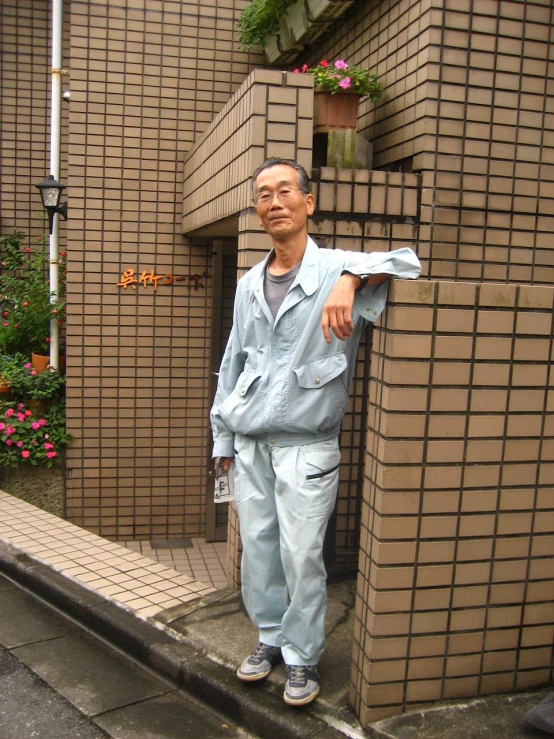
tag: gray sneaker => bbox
[284,664,320,706]
[237,643,282,682]
[523,691,554,734]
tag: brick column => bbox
[351,279,554,725]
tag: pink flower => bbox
[293,68,300,73]
[5,426,15,436]
[44,442,54,450]
[6,440,12,446]
[17,413,25,422]
[32,440,37,445]
[24,363,31,369]
[24,410,32,417]
[5,408,14,418]
[21,450,30,459]
[335,60,348,70]
[17,404,24,410]
[339,77,351,89]
[2,322,7,328]
[320,60,329,67]
[46,451,57,459]
[32,422,41,430]
[31,370,37,376]
[301,64,308,73]
[16,441,23,448]
[44,434,49,439]
[38,419,46,427]
[0,423,5,431]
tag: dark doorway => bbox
[205,239,238,542]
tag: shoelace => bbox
[251,643,276,663]
[286,665,315,686]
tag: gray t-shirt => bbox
[264,263,301,318]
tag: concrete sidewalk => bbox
[0,490,548,738]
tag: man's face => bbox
[254,164,314,241]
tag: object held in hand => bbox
[214,459,234,503]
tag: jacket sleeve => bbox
[341,247,422,323]
[210,284,247,458]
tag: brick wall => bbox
[307,0,554,283]
[0,0,69,245]
[351,278,554,724]
[65,0,263,538]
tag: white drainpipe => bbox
[49,0,63,369]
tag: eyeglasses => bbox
[253,187,303,206]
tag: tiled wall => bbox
[0,0,69,245]
[182,69,314,234]
[65,0,263,538]
[351,278,554,724]
[307,0,554,283]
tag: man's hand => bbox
[321,273,392,343]
[214,457,233,472]
[321,273,362,343]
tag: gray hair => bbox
[251,157,311,201]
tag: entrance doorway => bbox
[205,239,238,541]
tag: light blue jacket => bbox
[211,238,421,457]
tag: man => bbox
[211,157,420,707]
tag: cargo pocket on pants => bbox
[300,440,341,518]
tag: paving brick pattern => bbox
[0,491,219,620]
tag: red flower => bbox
[320,60,329,67]
[25,247,31,253]
[22,301,29,307]
[301,64,308,73]
[60,251,67,257]
[45,337,50,343]
[3,311,8,318]
[1,261,6,267]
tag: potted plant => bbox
[294,59,383,133]
[0,399,72,468]
[237,0,356,64]
[237,0,297,50]
[0,353,65,400]
[0,230,66,371]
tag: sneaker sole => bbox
[237,666,272,682]
[283,685,320,706]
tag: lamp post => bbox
[35,174,67,370]
[36,175,68,236]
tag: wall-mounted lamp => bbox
[35,175,68,235]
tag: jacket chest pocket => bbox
[291,353,349,434]
[293,352,348,390]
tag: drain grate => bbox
[151,538,192,549]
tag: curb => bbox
[0,539,347,739]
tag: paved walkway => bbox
[0,491,218,621]
[0,489,549,739]
[119,537,228,590]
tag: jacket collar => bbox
[253,236,320,296]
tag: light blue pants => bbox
[234,434,340,666]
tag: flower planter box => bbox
[265,0,355,64]
[265,18,304,64]
[313,89,361,132]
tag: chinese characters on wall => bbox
[116,269,210,292]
